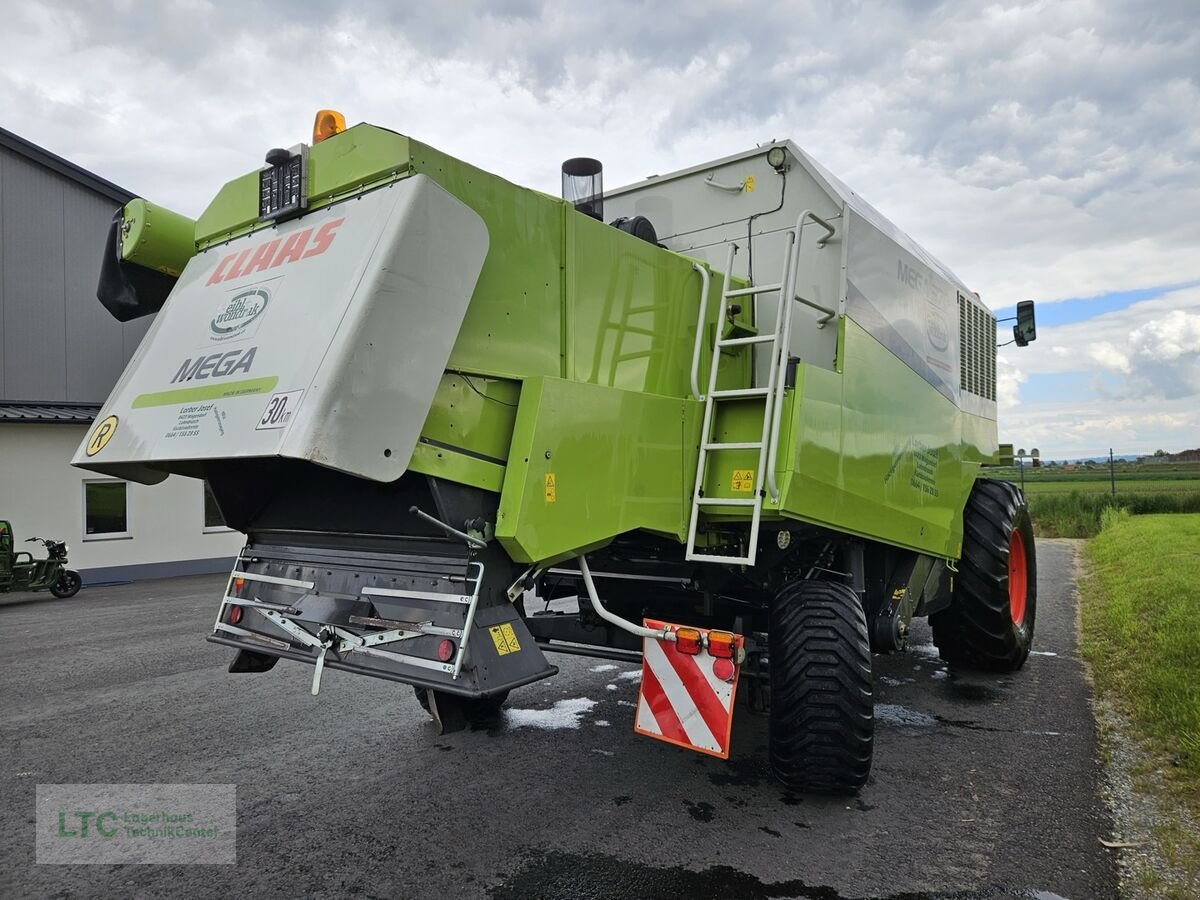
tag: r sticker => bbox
[85,415,119,457]
[489,623,521,656]
[744,175,755,193]
[731,469,755,492]
[544,472,556,503]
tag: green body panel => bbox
[769,318,980,558]
[120,199,197,276]
[194,125,412,248]
[496,377,700,564]
[181,123,995,565]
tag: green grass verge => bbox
[1021,479,1200,495]
[1083,515,1200,786]
[1003,486,1200,537]
[1082,514,1200,891]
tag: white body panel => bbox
[606,142,996,420]
[73,175,489,484]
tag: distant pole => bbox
[1109,448,1116,497]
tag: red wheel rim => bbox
[1008,529,1028,626]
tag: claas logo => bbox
[206,217,344,286]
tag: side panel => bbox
[496,377,701,564]
[778,318,970,558]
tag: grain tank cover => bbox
[73,174,489,485]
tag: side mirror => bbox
[1013,300,1037,347]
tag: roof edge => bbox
[0,126,135,205]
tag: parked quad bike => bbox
[0,520,83,598]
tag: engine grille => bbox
[959,294,996,401]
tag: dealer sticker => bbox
[255,390,303,430]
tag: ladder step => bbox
[702,441,763,450]
[724,283,782,298]
[685,551,756,565]
[710,387,771,399]
[717,334,775,347]
[695,497,758,507]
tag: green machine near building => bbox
[75,111,1038,793]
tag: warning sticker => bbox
[489,623,522,656]
[731,469,755,492]
[544,472,557,503]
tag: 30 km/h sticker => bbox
[85,415,119,456]
[255,390,303,430]
[730,469,755,492]
[489,623,521,656]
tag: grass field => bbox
[980,467,1200,536]
[1081,514,1200,892]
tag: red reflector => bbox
[438,639,456,662]
[707,631,735,659]
[675,628,701,655]
[228,605,243,625]
[712,657,736,682]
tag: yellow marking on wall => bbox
[731,469,755,492]
[744,176,756,193]
[489,622,522,655]
[544,472,557,502]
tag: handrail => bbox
[766,209,837,502]
[689,262,712,401]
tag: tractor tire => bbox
[50,570,82,599]
[769,580,874,794]
[931,479,1036,671]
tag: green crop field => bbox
[1019,478,1200,495]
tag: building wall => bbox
[0,424,241,580]
[0,145,151,403]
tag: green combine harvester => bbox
[75,110,1038,793]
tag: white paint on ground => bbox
[503,698,598,731]
[875,704,938,728]
[1030,650,1059,657]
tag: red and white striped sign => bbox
[634,619,743,759]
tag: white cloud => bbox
[0,0,1196,311]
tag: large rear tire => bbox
[769,580,874,794]
[932,479,1036,671]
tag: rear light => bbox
[437,639,456,662]
[707,631,735,659]
[675,628,702,655]
[712,657,736,682]
[228,605,243,626]
[233,577,246,595]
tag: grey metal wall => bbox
[0,146,151,403]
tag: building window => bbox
[83,480,130,540]
[203,482,230,533]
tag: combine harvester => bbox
[76,110,1038,793]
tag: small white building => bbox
[0,128,241,582]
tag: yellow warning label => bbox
[745,176,756,193]
[731,469,755,492]
[544,472,556,502]
[85,415,119,457]
[489,622,522,656]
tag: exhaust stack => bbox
[561,157,603,220]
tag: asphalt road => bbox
[0,539,1116,899]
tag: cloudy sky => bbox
[3,0,1198,457]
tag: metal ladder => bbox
[684,210,836,565]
